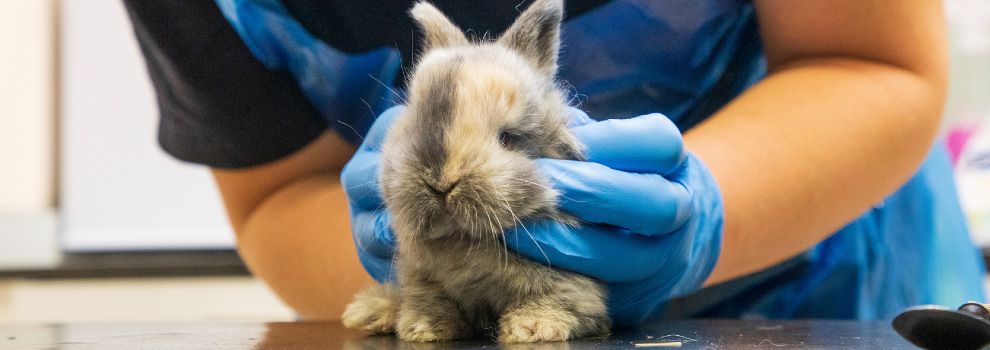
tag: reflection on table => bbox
[0,319,915,349]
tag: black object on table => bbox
[893,303,990,350]
[0,319,918,349]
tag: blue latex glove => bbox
[340,106,406,282]
[504,110,724,326]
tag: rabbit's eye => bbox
[498,130,522,148]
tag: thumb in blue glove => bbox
[505,113,724,326]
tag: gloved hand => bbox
[504,109,724,326]
[340,106,406,282]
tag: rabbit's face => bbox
[379,0,581,241]
[381,46,581,241]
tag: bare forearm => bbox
[233,174,373,319]
[212,131,369,320]
[689,58,946,285]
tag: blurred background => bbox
[0,0,988,323]
[0,0,294,322]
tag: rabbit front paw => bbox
[396,312,463,342]
[498,313,573,343]
[341,284,400,334]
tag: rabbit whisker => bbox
[368,74,409,105]
[481,188,512,269]
[494,187,551,267]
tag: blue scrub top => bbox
[217,0,987,320]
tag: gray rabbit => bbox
[342,0,610,343]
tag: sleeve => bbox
[122,0,329,168]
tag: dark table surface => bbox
[0,319,919,350]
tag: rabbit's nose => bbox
[426,180,460,200]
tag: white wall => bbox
[0,0,59,268]
[59,0,234,251]
[0,1,55,214]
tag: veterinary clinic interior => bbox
[2,1,990,348]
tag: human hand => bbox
[340,106,405,282]
[504,111,725,326]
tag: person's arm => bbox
[212,130,372,320]
[123,0,374,319]
[693,0,948,285]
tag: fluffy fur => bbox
[342,0,610,343]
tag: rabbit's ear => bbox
[497,0,563,76]
[410,2,469,51]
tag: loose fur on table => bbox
[341,0,610,343]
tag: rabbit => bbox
[341,0,610,343]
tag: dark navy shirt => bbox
[123,1,609,168]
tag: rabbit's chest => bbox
[402,237,561,312]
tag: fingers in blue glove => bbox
[351,209,395,257]
[565,107,596,127]
[341,151,383,210]
[571,113,685,175]
[350,208,396,281]
[505,219,693,283]
[360,105,405,151]
[537,158,691,236]
[341,105,405,209]
[341,105,406,282]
